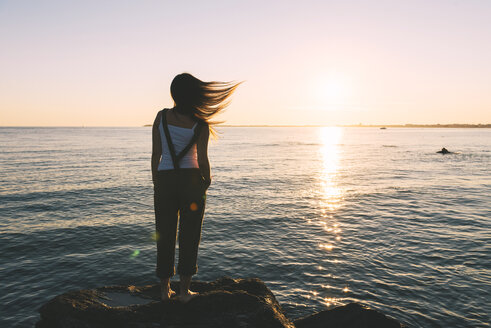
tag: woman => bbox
[152,73,241,301]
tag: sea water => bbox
[0,127,489,327]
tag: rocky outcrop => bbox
[36,277,294,328]
[36,277,404,328]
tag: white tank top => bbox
[158,119,199,170]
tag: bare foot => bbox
[178,290,198,302]
[161,288,176,301]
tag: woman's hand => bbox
[197,125,211,190]
[204,178,211,190]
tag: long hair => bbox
[170,73,242,127]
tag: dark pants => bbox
[154,168,206,279]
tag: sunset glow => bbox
[1,1,490,126]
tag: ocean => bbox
[0,127,489,327]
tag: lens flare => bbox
[151,231,160,241]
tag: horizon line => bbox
[1,123,490,128]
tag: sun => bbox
[321,81,345,100]
[315,75,352,109]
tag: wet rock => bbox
[294,302,405,328]
[36,277,294,328]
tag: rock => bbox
[36,277,295,328]
[294,302,405,328]
[37,277,405,328]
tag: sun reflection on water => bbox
[317,127,344,255]
[305,128,352,310]
[323,297,342,307]
[318,127,343,212]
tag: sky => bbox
[1,0,490,126]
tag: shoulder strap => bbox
[161,109,180,170]
[161,109,204,170]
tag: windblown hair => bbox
[170,73,242,126]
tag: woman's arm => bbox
[151,111,163,185]
[197,124,211,188]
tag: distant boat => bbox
[380,127,387,129]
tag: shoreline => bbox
[1,124,489,128]
[143,123,491,128]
